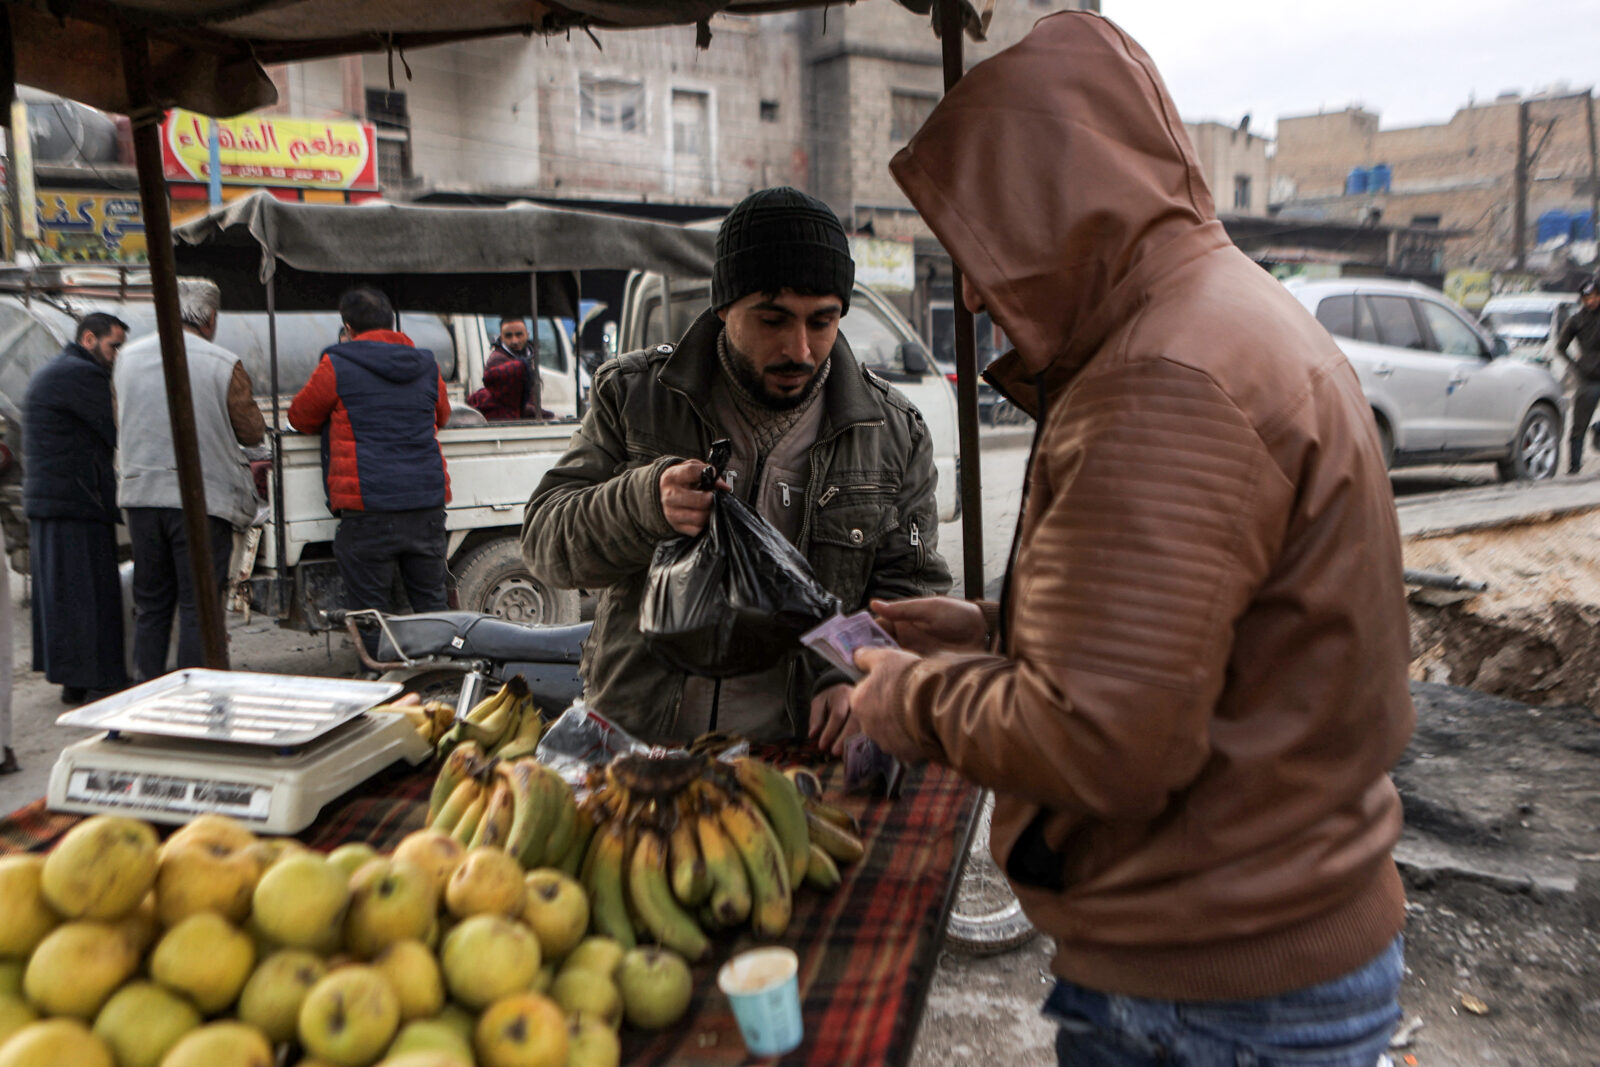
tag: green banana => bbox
[804,842,842,891]
[582,821,635,948]
[431,777,482,835]
[426,741,484,826]
[734,757,810,887]
[558,796,600,879]
[717,792,792,939]
[451,791,488,846]
[628,826,710,961]
[516,764,564,869]
[470,778,515,850]
[499,760,544,865]
[540,778,579,869]
[491,696,544,760]
[806,809,866,864]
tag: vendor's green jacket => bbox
[521,309,951,742]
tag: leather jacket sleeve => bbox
[521,361,679,589]
[887,358,1277,819]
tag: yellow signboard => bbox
[32,191,147,263]
[162,110,379,191]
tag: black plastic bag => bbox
[641,443,840,677]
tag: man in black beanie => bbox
[522,187,950,747]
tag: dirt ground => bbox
[910,509,1600,1067]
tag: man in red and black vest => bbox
[289,287,452,626]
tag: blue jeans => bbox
[1045,936,1403,1066]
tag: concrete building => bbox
[1185,120,1271,217]
[1271,90,1600,273]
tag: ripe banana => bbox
[463,693,518,751]
[717,791,792,939]
[583,821,635,949]
[628,826,711,961]
[451,791,488,846]
[498,760,545,866]
[426,741,481,826]
[668,809,710,908]
[431,777,482,835]
[464,682,512,724]
[517,764,566,869]
[805,842,842,891]
[806,809,866,864]
[734,758,810,887]
[695,809,750,928]
[803,796,862,838]
[471,778,516,850]
[491,697,544,760]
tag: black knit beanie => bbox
[712,187,855,312]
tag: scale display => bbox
[64,767,273,822]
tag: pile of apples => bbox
[0,812,696,1067]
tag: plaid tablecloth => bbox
[0,756,978,1066]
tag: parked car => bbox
[1480,292,1581,373]
[1284,277,1566,481]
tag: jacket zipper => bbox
[779,481,792,508]
[909,521,924,570]
[816,483,881,509]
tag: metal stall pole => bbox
[572,274,585,419]
[938,0,984,601]
[119,27,229,669]
[529,272,541,420]
[267,272,289,619]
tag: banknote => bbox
[799,610,899,681]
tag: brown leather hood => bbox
[891,11,1214,381]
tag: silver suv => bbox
[1285,277,1566,481]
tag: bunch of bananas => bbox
[438,676,547,761]
[573,751,866,962]
[371,692,457,746]
[424,742,586,871]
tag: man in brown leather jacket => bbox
[849,13,1415,1066]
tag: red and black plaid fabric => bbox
[0,757,978,1066]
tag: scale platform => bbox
[46,670,433,834]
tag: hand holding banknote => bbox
[868,596,987,655]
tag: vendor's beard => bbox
[725,337,825,412]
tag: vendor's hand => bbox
[848,646,928,763]
[659,459,729,536]
[870,597,987,656]
[809,683,857,757]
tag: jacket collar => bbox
[658,309,884,434]
[64,341,111,373]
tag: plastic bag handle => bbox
[699,438,733,491]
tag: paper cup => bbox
[717,947,803,1057]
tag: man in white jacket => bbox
[115,278,265,680]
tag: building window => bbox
[760,100,780,123]
[890,90,938,142]
[365,88,412,185]
[1411,214,1441,228]
[580,76,645,136]
[672,90,710,160]
[1233,175,1252,211]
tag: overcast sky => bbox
[1100,0,1600,138]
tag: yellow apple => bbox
[115,891,161,954]
[0,997,38,1047]
[345,858,438,959]
[148,912,255,1015]
[520,870,588,963]
[435,1003,477,1047]
[371,940,445,1022]
[0,961,23,1000]
[91,981,201,1067]
[0,857,59,957]
[155,839,263,927]
[559,938,625,982]
[616,947,693,1030]
[445,848,525,920]
[564,1015,621,1067]
[391,831,466,899]
[0,1019,114,1067]
[473,993,567,1067]
[297,966,401,1067]
[236,948,327,1044]
[39,815,158,920]
[251,852,350,950]
[329,843,381,883]
[386,1018,474,1062]
[440,915,541,1010]
[158,1021,273,1067]
[163,813,259,855]
[548,969,621,1030]
[378,1053,473,1067]
[244,836,309,872]
[23,921,139,1018]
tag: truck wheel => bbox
[454,539,579,625]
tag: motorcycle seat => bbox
[376,612,589,664]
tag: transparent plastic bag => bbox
[535,700,650,784]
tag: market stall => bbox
[0,750,979,1065]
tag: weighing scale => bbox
[46,670,434,834]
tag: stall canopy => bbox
[3,0,990,118]
[172,190,719,319]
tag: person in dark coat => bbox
[467,316,546,421]
[23,312,130,704]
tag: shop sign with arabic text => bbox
[161,110,378,191]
